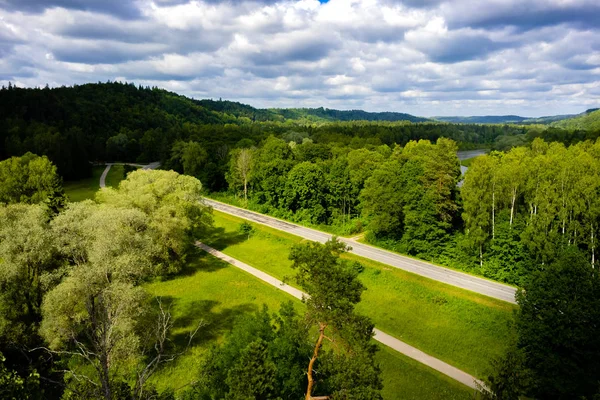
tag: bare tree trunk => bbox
[100,352,111,400]
[306,322,327,400]
[510,188,516,227]
[492,182,496,239]
[243,177,248,204]
[592,222,595,268]
[480,244,483,268]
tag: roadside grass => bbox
[207,192,361,237]
[460,157,477,167]
[378,345,474,400]
[104,164,125,188]
[63,166,105,202]
[206,196,517,286]
[63,164,129,202]
[206,210,517,378]
[145,250,475,399]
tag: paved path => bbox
[99,164,112,188]
[204,198,517,304]
[99,162,161,188]
[196,242,483,390]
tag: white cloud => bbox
[0,0,598,116]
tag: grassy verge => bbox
[104,164,125,188]
[207,192,362,237]
[206,211,517,378]
[63,166,105,202]
[63,164,129,202]
[145,250,474,399]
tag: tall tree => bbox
[227,147,255,203]
[289,239,382,400]
[462,153,501,266]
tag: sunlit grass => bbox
[63,164,129,202]
[63,166,105,202]
[206,211,517,377]
[144,250,475,399]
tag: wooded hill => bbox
[1,82,598,185]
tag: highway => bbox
[204,198,517,304]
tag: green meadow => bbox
[205,211,517,378]
[145,250,475,399]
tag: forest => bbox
[1,82,600,399]
[5,82,597,184]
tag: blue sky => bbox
[0,0,599,116]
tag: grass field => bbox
[63,166,105,202]
[205,211,517,378]
[105,164,125,188]
[63,164,126,202]
[145,250,475,399]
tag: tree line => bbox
[1,82,577,184]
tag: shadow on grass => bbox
[150,296,258,350]
[203,225,248,251]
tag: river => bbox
[457,149,486,186]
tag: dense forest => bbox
[4,82,590,183]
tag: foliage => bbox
[186,303,310,400]
[485,249,600,399]
[289,238,382,399]
[0,351,41,400]
[0,204,59,344]
[97,169,213,273]
[0,152,65,208]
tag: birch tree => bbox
[227,148,255,203]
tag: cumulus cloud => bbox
[0,0,598,115]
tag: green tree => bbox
[0,153,65,207]
[0,204,58,344]
[253,136,295,207]
[0,351,41,400]
[97,169,213,273]
[283,162,328,223]
[189,303,311,400]
[227,147,255,203]
[360,160,404,238]
[462,153,501,266]
[44,202,202,400]
[289,239,382,400]
[486,249,600,399]
[516,249,600,399]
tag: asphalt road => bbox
[99,162,161,188]
[204,198,517,304]
[196,241,483,390]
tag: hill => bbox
[433,115,529,124]
[270,107,429,122]
[434,112,591,125]
[552,108,600,131]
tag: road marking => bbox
[195,241,484,391]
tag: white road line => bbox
[195,241,483,391]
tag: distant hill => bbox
[270,107,429,123]
[433,115,529,124]
[433,111,598,125]
[552,108,600,131]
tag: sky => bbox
[0,0,599,117]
